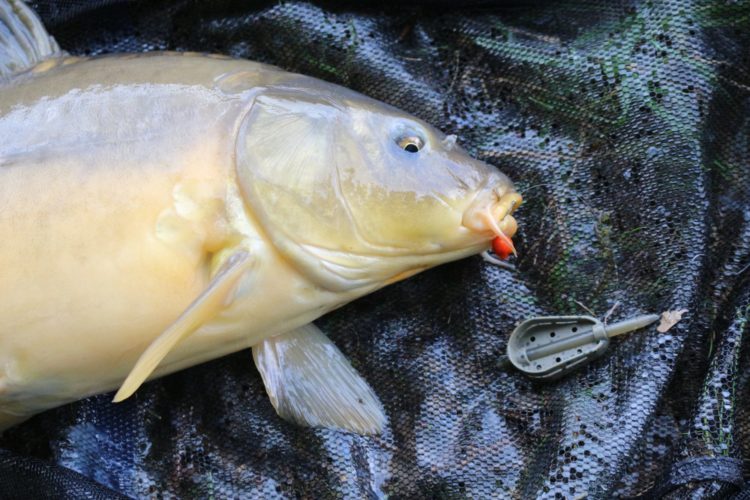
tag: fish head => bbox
[236,81,521,292]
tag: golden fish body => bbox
[0,1,521,433]
[0,55,317,422]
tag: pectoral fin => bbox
[252,324,386,434]
[113,251,253,403]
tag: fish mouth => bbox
[461,189,523,256]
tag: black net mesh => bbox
[1,0,749,498]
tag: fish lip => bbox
[461,187,522,240]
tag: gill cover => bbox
[236,89,360,290]
[235,88,487,291]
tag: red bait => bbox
[492,235,514,260]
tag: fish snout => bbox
[462,188,523,245]
[490,190,522,238]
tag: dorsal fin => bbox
[0,0,60,79]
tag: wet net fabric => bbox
[2,0,750,498]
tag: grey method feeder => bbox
[499,314,660,380]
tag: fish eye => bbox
[397,135,424,153]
